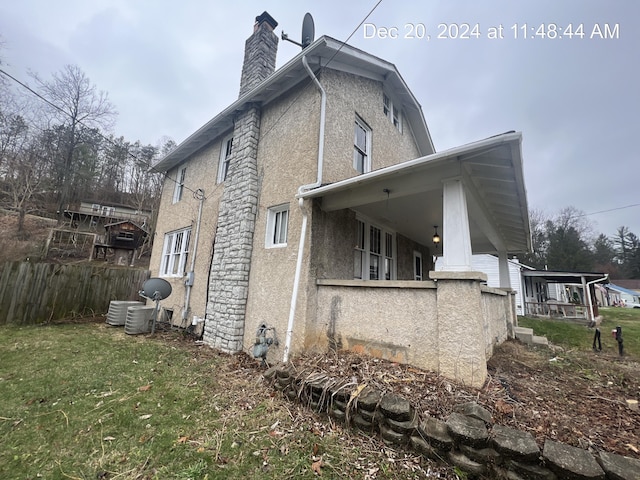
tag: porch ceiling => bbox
[299,131,531,255]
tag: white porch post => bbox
[498,250,511,289]
[440,178,473,271]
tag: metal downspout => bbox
[586,274,609,323]
[182,188,205,323]
[283,55,326,363]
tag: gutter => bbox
[282,55,326,363]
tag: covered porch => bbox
[300,132,531,387]
[523,270,609,324]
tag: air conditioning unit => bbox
[124,305,155,335]
[106,300,144,326]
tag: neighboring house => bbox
[436,254,532,315]
[521,270,609,322]
[65,200,151,230]
[606,283,640,308]
[149,12,531,387]
[609,279,640,294]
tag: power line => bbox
[575,203,640,218]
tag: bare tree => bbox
[31,65,116,223]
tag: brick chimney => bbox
[239,11,279,97]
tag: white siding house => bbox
[437,254,530,315]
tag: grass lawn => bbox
[518,306,640,359]
[0,321,448,479]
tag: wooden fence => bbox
[0,261,150,325]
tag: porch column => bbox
[440,178,472,271]
[498,250,511,289]
[429,271,488,388]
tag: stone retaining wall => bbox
[264,365,640,480]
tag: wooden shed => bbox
[94,221,148,266]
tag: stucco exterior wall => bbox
[242,68,426,362]
[311,280,439,371]
[241,82,321,360]
[319,70,422,184]
[397,235,432,280]
[149,136,227,328]
[310,206,356,280]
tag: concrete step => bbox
[514,326,549,347]
[532,335,549,346]
[514,326,533,344]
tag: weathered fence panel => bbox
[0,261,150,324]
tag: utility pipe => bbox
[182,188,205,323]
[283,55,326,363]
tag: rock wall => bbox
[265,365,640,480]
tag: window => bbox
[266,204,289,248]
[160,227,191,277]
[172,167,186,204]
[353,116,371,174]
[354,220,365,279]
[413,251,423,281]
[353,217,395,280]
[217,135,233,183]
[383,93,402,132]
[101,206,115,217]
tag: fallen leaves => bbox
[138,384,152,392]
[311,457,324,475]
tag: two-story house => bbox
[149,12,531,387]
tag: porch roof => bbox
[299,131,531,255]
[523,270,609,284]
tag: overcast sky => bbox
[1,1,638,240]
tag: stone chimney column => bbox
[239,11,279,97]
[204,12,278,353]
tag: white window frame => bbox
[266,204,289,248]
[413,251,423,281]
[217,134,233,183]
[172,167,186,204]
[160,227,191,277]
[353,116,371,174]
[383,93,402,133]
[354,216,396,280]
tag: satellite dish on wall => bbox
[301,13,315,48]
[139,277,172,334]
[281,13,315,49]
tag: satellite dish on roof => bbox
[139,277,172,334]
[301,13,315,48]
[281,12,315,49]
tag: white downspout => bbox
[586,274,609,323]
[283,55,326,363]
[182,188,205,323]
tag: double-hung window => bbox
[217,135,233,183]
[160,227,191,277]
[266,204,289,248]
[172,167,186,204]
[383,93,402,132]
[353,116,371,174]
[354,218,395,280]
